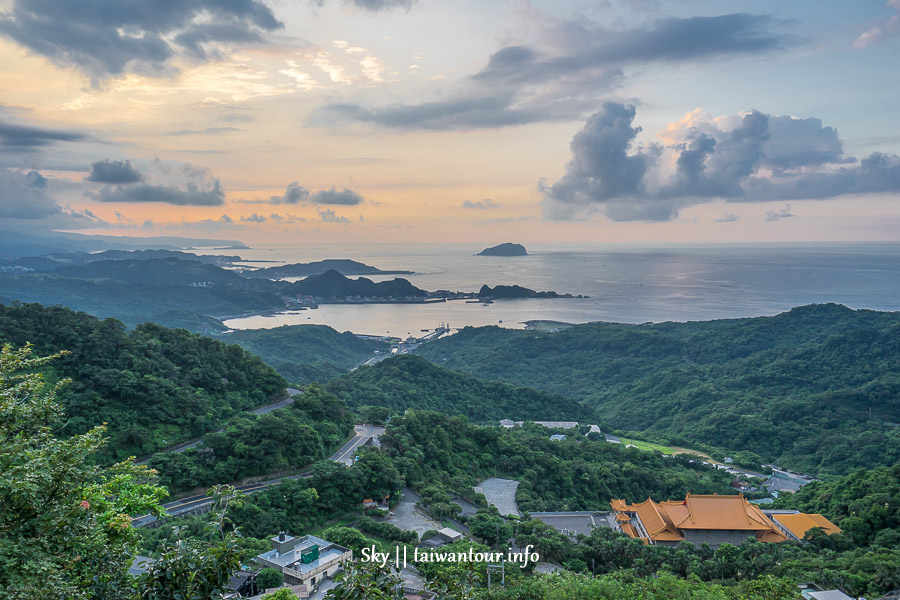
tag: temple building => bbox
[610,493,788,547]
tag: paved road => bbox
[133,422,383,527]
[331,424,385,466]
[136,387,302,463]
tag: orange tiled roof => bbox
[610,494,786,544]
[676,494,773,531]
[773,513,842,539]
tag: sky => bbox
[1,0,899,245]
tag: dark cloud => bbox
[0,121,86,149]
[310,187,365,205]
[240,213,266,222]
[0,0,283,82]
[91,180,225,206]
[264,183,366,205]
[269,182,311,204]
[715,213,740,223]
[318,13,785,130]
[541,103,900,221]
[765,205,794,221]
[462,198,499,209]
[0,168,58,218]
[317,208,350,223]
[86,159,143,183]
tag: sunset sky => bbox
[1,0,899,245]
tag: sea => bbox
[204,243,900,337]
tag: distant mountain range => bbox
[242,259,413,279]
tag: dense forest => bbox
[773,464,900,548]
[147,385,354,493]
[380,409,735,511]
[0,302,286,463]
[214,324,388,383]
[325,354,596,424]
[417,304,900,475]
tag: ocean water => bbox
[215,243,900,336]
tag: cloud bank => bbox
[269,183,366,205]
[86,159,143,183]
[318,13,786,130]
[541,103,900,221]
[0,0,283,82]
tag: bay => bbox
[216,242,900,336]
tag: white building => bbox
[256,532,352,591]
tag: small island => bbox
[477,243,528,257]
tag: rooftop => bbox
[773,513,842,539]
[611,494,787,544]
[258,534,348,573]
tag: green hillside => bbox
[416,304,900,474]
[0,302,286,463]
[325,354,595,423]
[213,324,389,382]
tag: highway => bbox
[132,422,385,528]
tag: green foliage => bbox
[136,486,245,600]
[256,567,284,590]
[148,384,354,493]
[468,508,513,549]
[325,561,404,600]
[382,410,735,511]
[226,453,402,540]
[356,516,418,544]
[476,571,800,600]
[0,344,167,600]
[326,355,594,423]
[320,527,380,556]
[773,464,900,547]
[416,304,900,474]
[0,303,286,463]
[262,588,297,600]
[213,324,388,384]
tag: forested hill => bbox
[416,304,900,475]
[324,354,595,423]
[213,324,389,383]
[0,302,286,463]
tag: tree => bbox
[468,508,513,550]
[262,588,297,600]
[325,562,404,599]
[0,344,167,600]
[256,567,285,591]
[135,485,244,600]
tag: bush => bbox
[257,567,284,591]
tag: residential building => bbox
[610,493,787,547]
[256,532,352,591]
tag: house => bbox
[769,512,842,542]
[610,493,787,547]
[550,434,566,441]
[256,532,352,591]
[224,570,258,598]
